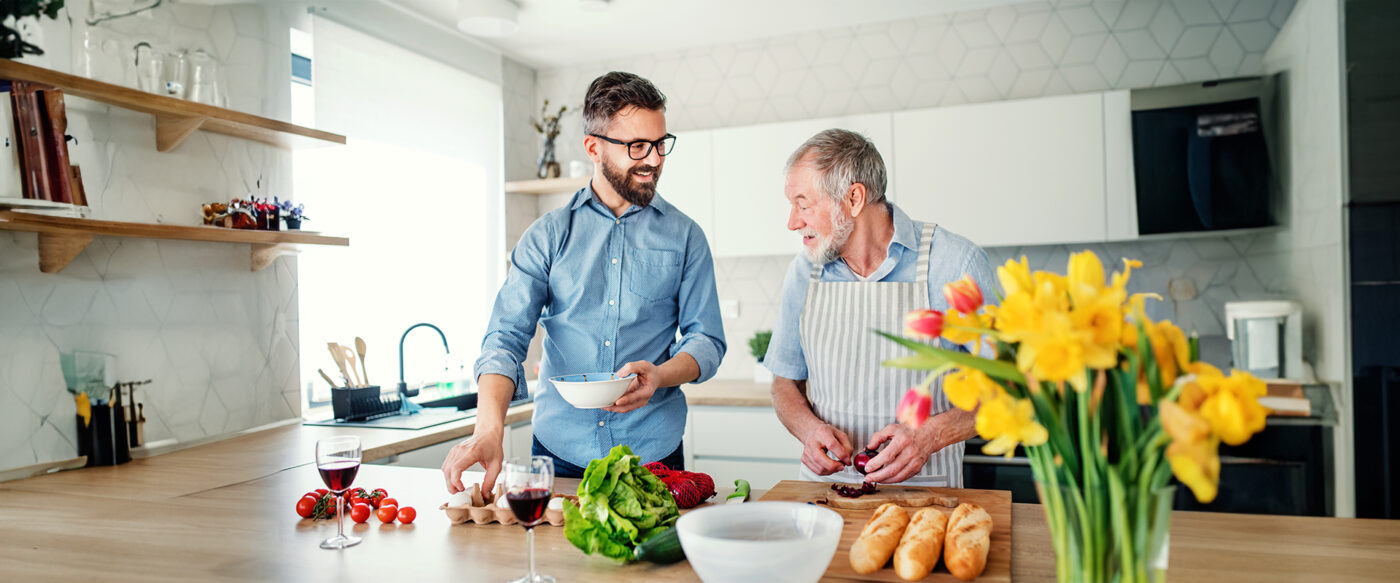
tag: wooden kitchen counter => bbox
[682,378,773,407]
[2,399,1398,582]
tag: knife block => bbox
[78,404,124,467]
[331,385,401,422]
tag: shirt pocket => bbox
[626,248,682,303]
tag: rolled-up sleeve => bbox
[670,224,726,383]
[475,218,553,400]
[763,255,810,381]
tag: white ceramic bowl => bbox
[676,501,843,583]
[548,372,633,408]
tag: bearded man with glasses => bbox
[443,72,726,494]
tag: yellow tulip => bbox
[997,256,1033,297]
[944,367,1002,412]
[1167,435,1221,503]
[976,394,1049,458]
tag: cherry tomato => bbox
[315,488,329,497]
[397,507,416,524]
[319,494,338,517]
[372,488,389,501]
[379,497,399,509]
[295,496,317,518]
[348,487,368,499]
[376,505,398,523]
[350,503,372,524]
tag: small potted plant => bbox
[254,197,280,231]
[748,330,773,384]
[281,200,307,230]
[532,99,573,179]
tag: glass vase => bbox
[1031,447,1174,583]
[536,136,560,179]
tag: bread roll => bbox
[944,503,993,581]
[849,503,910,574]
[893,507,948,581]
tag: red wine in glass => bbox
[507,488,551,525]
[318,460,360,491]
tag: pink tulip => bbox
[904,309,945,340]
[944,275,984,313]
[897,386,932,429]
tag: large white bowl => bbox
[548,372,633,408]
[677,501,843,583]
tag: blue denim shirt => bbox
[475,183,726,467]
[764,203,997,380]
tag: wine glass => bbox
[315,435,362,550]
[504,456,555,583]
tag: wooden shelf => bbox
[0,210,349,273]
[504,175,590,195]
[0,60,346,152]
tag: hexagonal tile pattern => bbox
[2,4,304,472]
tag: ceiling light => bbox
[457,0,520,38]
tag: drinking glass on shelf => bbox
[186,49,223,106]
[504,456,555,583]
[315,435,362,550]
[162,50,188,99]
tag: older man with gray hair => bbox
[764,128,997,486]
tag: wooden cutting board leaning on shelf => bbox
[759,480,1011,582]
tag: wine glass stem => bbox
[335,492,345,540]
[526,526,536,578]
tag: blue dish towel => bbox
[399,393,425,415]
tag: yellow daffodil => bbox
[1016,314,1088,391]
[942,309,984,345]
[1159,400,1212,444]
[1199,369,1269,446]
[1167,435,1221,503]
[1071,292,1124,369]
[997,256,1033,297]
[944,367,1002,411]
[994,291,1041,343]
[1067,250,1106,306]
[976,394,1049,458]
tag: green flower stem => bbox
[1108,470,1139,583]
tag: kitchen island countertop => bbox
[682,378,772,407]
[2,400,1398,582]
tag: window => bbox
[292,19,504,411]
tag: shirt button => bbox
[608,300,615,306]
[611,258,618,265]
[604,340,611,346]
[615,219,620,225]
[598,421,605,427]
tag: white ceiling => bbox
[387,0,1033,68]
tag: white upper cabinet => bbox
[710,113,895,258]
[892,93,1110,248]
[659,129,716,241]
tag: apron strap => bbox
[916,223,936,284]
[808,261,824,282]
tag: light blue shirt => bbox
[765,203,997,380]
[475,183,726,467]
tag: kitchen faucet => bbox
[397,322,449,398]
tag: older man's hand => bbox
[862,420,946,484]
[800,423,854,476]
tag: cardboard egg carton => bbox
[440,483,573,526]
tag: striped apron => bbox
[796,223,963,487]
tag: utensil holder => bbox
[331,385,400,422]
[81,404,117,467]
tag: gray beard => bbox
[806,205,854,265]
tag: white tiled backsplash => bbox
[0,3,297,472]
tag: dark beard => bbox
[602,158,660,207]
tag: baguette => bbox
[944,503,993,581]
[893,507,948,581]
[849,503,910,574]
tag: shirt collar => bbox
[570,180,671,217]
[888,203,919,254]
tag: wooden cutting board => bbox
[759,480,1011,582]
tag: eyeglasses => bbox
[589,133,677,160]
